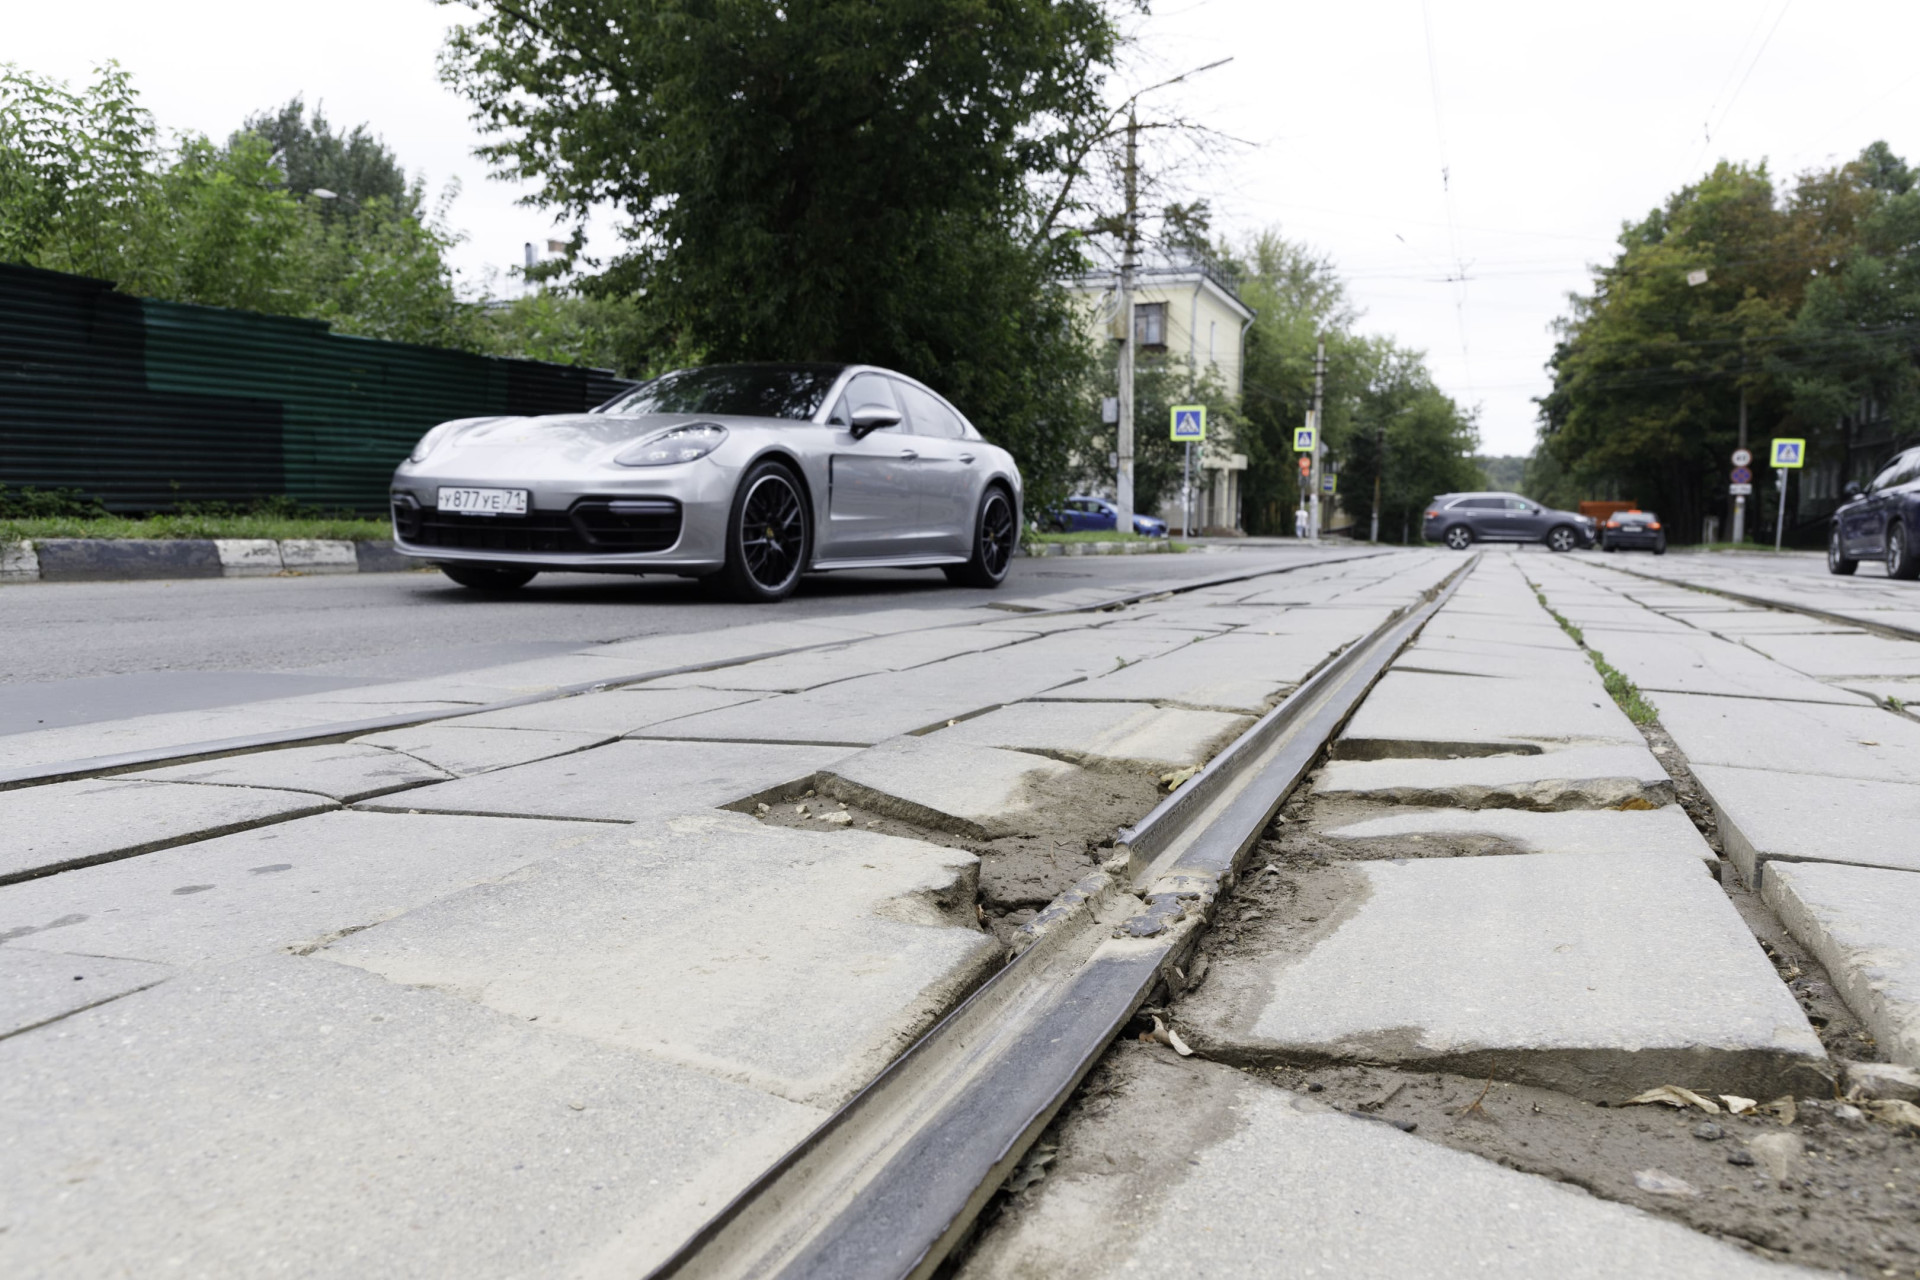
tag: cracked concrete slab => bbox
[448,685,759,735]
[1,947,172,1039]
[361,739,854,822]
[1579,630,1872,705]
[132,742,451,800]
[1391,636,1597,682]
[819,734,1083,838]
[1184,850,1826,1100]
[1761,860,1920,1069]
[1,810,611,968]
[926,700,1251,771]
[1690,764,1920,883]
[639,624,1032,692]
[960,1052,1803,1280]
[1033,629,1352,713]
[1743,631,1920,679]
[1320,805,1714,865]
[1,778,334,882]
[1653,691,1920,784]
[1678,610,1865,635]
[323,812,1002,1107]
[351,724,607,775]
[1313,744,1673,810]
[1336,670,1640,758]
[0,954,822,1279]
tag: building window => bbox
[1134,302,1166,350]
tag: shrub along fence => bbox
[0,263,631,514]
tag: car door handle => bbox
[898,449,919,461]
[958,453,975,464]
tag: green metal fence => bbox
[0,263,630,513]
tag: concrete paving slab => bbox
[0,699,477,775]
[1744,632,1920,679]
[363,739,855,821]
[1313,745,1674,810]
[1693,763,1920,884]
[1654,691,1920,784]
[1185,849,1825,1099]
[448,685,759,735]
[584,618,880,664]
[1583,630,1872,706]
[1035,629,1353,713]
[0,954,822,1279]
[1391,635,1597,682]
[0,947,172,1038]
[132,741,451,800]
[1321,805,1713,865]
[1834,677,1920,709]
[927,700,1251,771]
[1762,860,1920,1069]
[646,639,1136,743]
[1,778,334,882]
[1678,610,1865,635]
[1418,614,1581,651]
[1,810,615,968]
[352,724,607,775]
[818,734,1083,837]
[1336,670,1639,758]
[644,626,1032,693]
[324,812,1002,1106]
[961,1054,1803,1280]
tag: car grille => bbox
[393,496,682,555]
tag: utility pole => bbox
[1731,388,1748,544]
[1114,109,1139,535]
[1369,423,1383,545]
[1309,341,1326,541]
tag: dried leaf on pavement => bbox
[1159,765,1199,791]
[1626,1085,1719,1114]
[1147,1015,1194,1057]
[1863,1099,1920,1130]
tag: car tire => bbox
[440,563,538,590]
[1888,520,1920,580]
[1443,524,1473,550]
[1603,541,1617,552]
[1653,539,1667,555]
[1828,526,1858,576]
[1545,524,1579,553]
[719,459,811,602]
[944,485,1017,589]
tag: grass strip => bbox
[1532,586,1659,726]
[2,514,391,544]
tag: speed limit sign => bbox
[1732,448,1752,467]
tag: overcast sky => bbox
[13,1,1920,455]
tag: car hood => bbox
[414,412,797,471]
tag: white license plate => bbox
[437,487,529,516]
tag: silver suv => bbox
[1423,492,1594,552]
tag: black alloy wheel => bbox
[945,486,1017,589]
[720,461,810,601]
[1828,526,1858,576]
[1888,521,1920,580]
[1443,524,1473,550]
[1546,524,1579,553]
[440,562,538,590]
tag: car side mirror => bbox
[1844,481,1864,499]
[849,407,902,440]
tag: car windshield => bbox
[598,364,843,420]
[1618,512,1655,524]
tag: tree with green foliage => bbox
[438,0,1119,504]
[235,98,412,210]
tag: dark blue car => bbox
[1047,495,1169,537]
[1830,445,1920,577]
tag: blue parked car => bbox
[1047,494,1168,537]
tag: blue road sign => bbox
[1731,466,1752,484]
[1771,438,1805,469]
[1170,405,1206,442]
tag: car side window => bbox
[892,381,966,439]
[1869,455,1909,493]
[1503,498,1533,511]
[1458,498,1501,509]
[829,374,899,428]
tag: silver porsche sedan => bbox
[388,362,1024,601]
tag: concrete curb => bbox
[1,538,422,584]
[1021,540,1180,557]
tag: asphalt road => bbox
[0,547,1367,735]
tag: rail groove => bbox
[1595,559,1920,644]
[645,555,1476,1280]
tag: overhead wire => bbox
[1420,0,1475,405]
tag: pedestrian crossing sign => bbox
[1770,438,1805,469]
[1171,405,1206,442]
[1294,426,1316,452]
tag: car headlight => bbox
[409,421,459,463]
[615,423,729,467]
